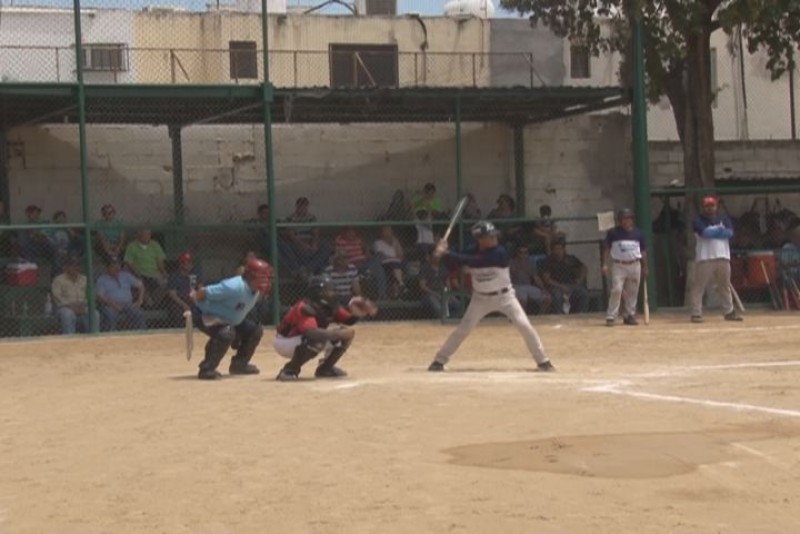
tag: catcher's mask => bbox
[305,275,338,312]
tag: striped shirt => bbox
[334,234,367,264]
[323,264,360,299]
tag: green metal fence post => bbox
[73,0,98,333]
[262,0,280,325]
[513,124,526,216]
[631,8,656,311]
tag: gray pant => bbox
[690,259,734,316]
[434,289,549,365]
[606,261,641,319]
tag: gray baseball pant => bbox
[690,258,734,316]
[606,261,641,319]
[434,289,549,365]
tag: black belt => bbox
[613,259,640,265]
[478,287,511,296]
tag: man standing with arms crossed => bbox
[427,221,555,372]
[602,208,648,326]
[690,195,742,323]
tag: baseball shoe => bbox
[605,318,615,327]
[691,315,704,324]
[276,368,300,381]
[537,361,556,372]
[724,312,744,322]
[623,315,639,326]
[229,363,260,375]
[428,361,445,372]
[198,369,223,380]
[315,366,348,378]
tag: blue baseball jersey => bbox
[605,226,646,262]
[196,275,259,326]
[446,245,512,293]
[693,214,734,261]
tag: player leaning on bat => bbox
[602,208,648,327]
[273,275,378,381]
[189,257,273,380]
[427,221,555,373]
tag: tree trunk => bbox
[683,27,716,191]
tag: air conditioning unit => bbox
[356,0,396,15]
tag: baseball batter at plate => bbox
[189,258,273,380]
[602,208,648,326]
[427,221,555,372]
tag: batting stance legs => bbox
[195,313,263,379]
[433,290,549,367]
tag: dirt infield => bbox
[1,312,799,533]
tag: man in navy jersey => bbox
[427,221,555,372]
[602,208,648,326]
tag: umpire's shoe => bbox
[315,366,348,378]
[229,363,261,375]
[428,361,445,372]
[198,369,223,380]
[276,368,300,381]
[537,361,556,372]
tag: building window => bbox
[330,44,399,88]
[82,44,128,72]
[230,41,258,80]
[570,45,591,79]
[710,47,718,108]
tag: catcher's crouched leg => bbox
[198,326,236,380]
[315,328,354,378]
[276,338,325,381]
[229,320,263,375]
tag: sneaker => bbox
[691,316,704,324]
[315,366,348,378]
[537,361,556,372]
[605,318,615,327]
[229,363,260,375]
[623,316,639,326]
[428,361,445,372]
[198,369,222,380]
[724,312,744,322]
[276,369,299,381]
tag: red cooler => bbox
[5,262,39,286]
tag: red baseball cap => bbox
[702,196,718,207]
[178,252,193,264]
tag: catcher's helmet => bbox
[471,220,499,238]
[617,208,634,220]
[244,258,273,295]
[305,275,337,310]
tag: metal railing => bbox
[0,46,549,88]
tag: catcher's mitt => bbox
[348,297,379,318]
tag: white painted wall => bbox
[0,8,135,83]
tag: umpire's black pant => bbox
[192,307,263,372]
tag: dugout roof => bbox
[0,84,628,127]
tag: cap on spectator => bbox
[617,208,634,219]
[296,196,309,206]
[702,196,718,207]
[178,252,193,264]
[25,204,41,214]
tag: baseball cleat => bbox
[623,316,638,326]
[537,361,555,372]
[724,312,744,322]
[605,318,615,327]
[428,361,445,372]
[229,363,260,375]
[690,315,704,323]
[276,369,300,381]
[198,369,223,380]
[315,366,348,378]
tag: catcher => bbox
[190,257,273,380]
[273,275,377,381]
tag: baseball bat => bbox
[784,271,800,310]
[760,261,781,310]
[643,282,650,325]
[441,196,469,243]
[730,284,746,313]
[184,310,194,361]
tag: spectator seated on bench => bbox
[51,256,95,334]
[96,256,146,331]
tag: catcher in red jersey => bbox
[273,275,377,381]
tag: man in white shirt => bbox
[51,257,92,334]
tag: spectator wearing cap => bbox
[690,195,742,323]
[539,239,589,314]
[95,204,126,263]
[96,256,146,331]
[124,228,167,308]
[602,209,648,326]
[18,204,53,262]
[51,257,94,334]
[278,197,331,276]
[509,245,552,315]
[412,183,446,219]
[166,252,200,327]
